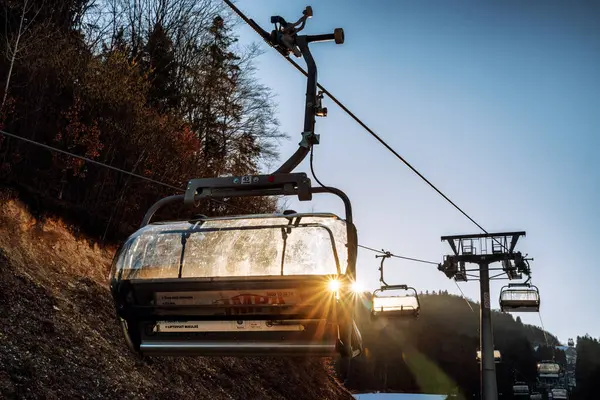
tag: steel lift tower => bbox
[438,231,535,400]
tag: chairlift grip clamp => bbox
[299,131,320,148]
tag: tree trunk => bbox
[2,0,29,112]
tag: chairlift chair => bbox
[371,285,421,319]
[476,349,502,363]
[109,174,362,359]
[512,381,530,397]
[537,360,561,376]
[550,388,568,400]
[499,282,540,312]
[369,253,421,319]
[108,5,360,361]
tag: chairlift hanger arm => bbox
[231,4,344,174]
[177,232,190,278]
[280,227,288,275]
[376,251,392,286]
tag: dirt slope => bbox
[0,196,353,400]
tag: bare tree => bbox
[1,0,43,111]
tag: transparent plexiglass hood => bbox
[111,213,350,280]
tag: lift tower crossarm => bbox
[440,231,526,241]
[446,253,522,264]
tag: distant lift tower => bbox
[438,231,534,400]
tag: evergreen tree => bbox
[193,16,240,176]
[144,22,179,112]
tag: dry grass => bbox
[0,195,353,400]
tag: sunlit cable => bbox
[221,0,504,248]
[357,244,439,265]
[454,280,475,312]
[0,129,245,212]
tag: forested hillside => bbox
[0,0,284,240]
[573,335,600,400]
[0,1,353,399]
[342,291,562,398]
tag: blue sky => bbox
[230,0,600,344]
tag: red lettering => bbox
[212,292,294,315]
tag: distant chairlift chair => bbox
[476,349,502,364]
[370,252,420,319]
[512,381,530,397]
[537,360,561,376]
[499,282,540,312]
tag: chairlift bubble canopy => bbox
[109,173,363,359]
[499,282,540,312]
[114,213,349,280]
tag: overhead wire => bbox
[221,0,499,242]
[538,310,550,348]
[3,6,547,351]
[1,128,446,268]
[0,129,248,213]
[5,2,532,306]
[0,131,411,257]
[358,243,474,311]
[221,3,540,324]
[454,280,475,312]
[309,145,328,189]
[0,129,441,278]
[0,129,183,192]
[357,244,438,266]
